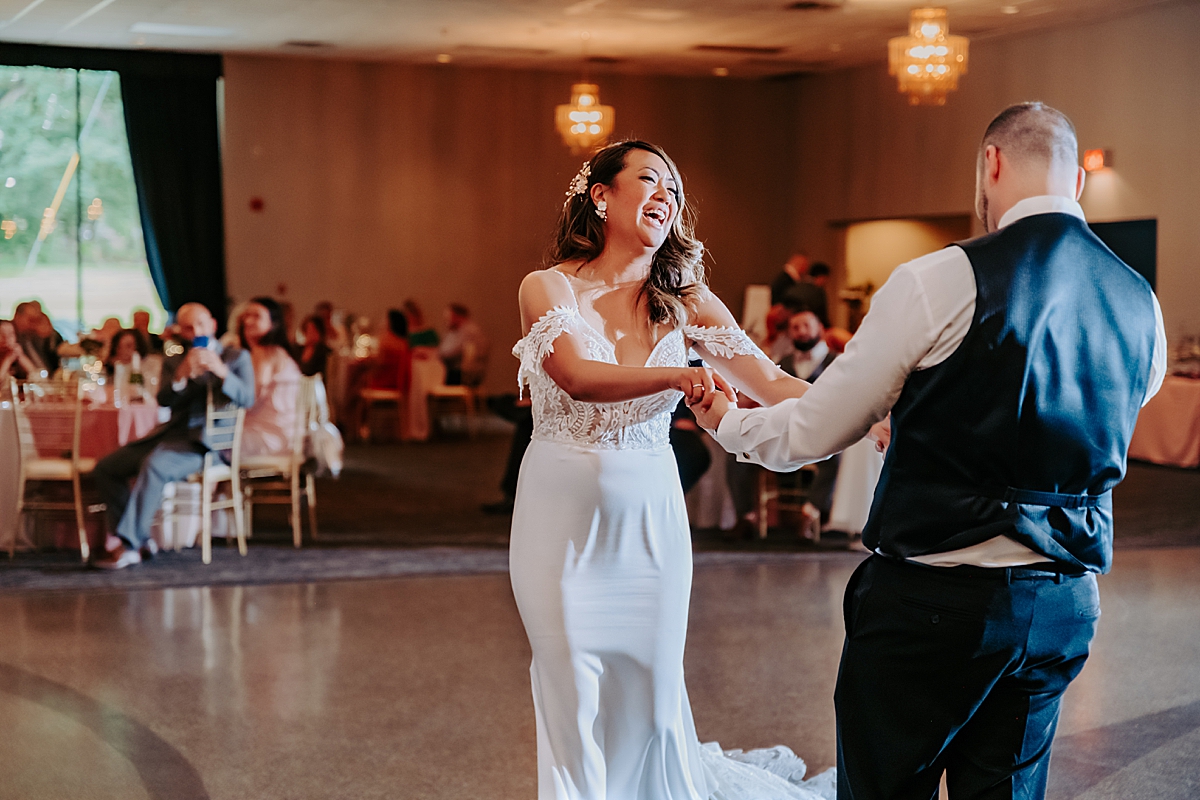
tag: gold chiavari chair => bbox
[755,464,822,541]
[9,377,96,561]
[162,387,247,564]
[426,383,477,438]
[241,375,319,548]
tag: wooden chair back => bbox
[204,386,245,472]
[10,377,83,465]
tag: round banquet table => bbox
[1128,375,1200,469]
[0,400,160,553]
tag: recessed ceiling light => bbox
[712,67,729,76]
[129,22,235,37]
[436,53,452,63]
[1001,5,1020,13]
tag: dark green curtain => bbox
[119,71,225,324]
[0,43,225,324]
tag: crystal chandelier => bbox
[555,82,614,155]
[888,7,969,106]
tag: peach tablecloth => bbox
[1128,376,1200,468]
[25,402,160,459]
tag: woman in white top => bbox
[510,141,832,800]
[238,296,301,457]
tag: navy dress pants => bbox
[836,555,1100,800]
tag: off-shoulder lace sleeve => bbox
[513,305,578,395]
[684,325,770,361]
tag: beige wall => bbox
[843,217,972,293]
[792,0,1200,338]
[221,56,800,392]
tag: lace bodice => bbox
[513,306,767,451]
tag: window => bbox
[0,65,166,338]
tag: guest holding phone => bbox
[92,303,254,569]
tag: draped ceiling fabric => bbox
[0,43,226,326]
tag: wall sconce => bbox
[1083,149,1113,172]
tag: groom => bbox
[694,102,1165,800]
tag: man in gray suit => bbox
[92,302,255,569]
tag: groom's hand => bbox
[691,387,731,433]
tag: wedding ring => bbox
[691,383,705,389]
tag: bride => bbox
[510,139,834,800]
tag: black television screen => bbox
[1089,218,1156,290]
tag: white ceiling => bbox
[0,0,1179,77]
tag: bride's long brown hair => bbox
[548,140,706,329]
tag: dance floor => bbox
[1,546,1198,799]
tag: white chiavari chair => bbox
[162,387,246,564]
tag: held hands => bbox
[677,365,736,433]
[690,386,731,433]
[670,366,736,408]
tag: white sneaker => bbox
[94,548,142,570]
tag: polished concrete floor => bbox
[1,547,1198,799]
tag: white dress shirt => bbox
[717,196,1168,567]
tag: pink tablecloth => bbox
[1128,376,1200,468]
[26,402,160,459]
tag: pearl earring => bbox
[595,199,607,221]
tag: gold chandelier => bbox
[555,82,614,155]
[888,7,969,106]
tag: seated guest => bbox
[92,302,254,569]
[776,306,840,532]
[12,301,60,374]
[725,306,840,540]
[0,319,37,385]
[298,315,331,377]
[781,261,831,327]
[403,299,439,348]
[131,309,163,354]
[105,329,147,375]
[238,297,302,457]
[367,310,412,391]
[765,302,796,363]
[92,317,123,348]
[770,252,810,306]
[314,301,349,350]
[438,303,489,386]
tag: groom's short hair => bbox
[980,102,1078,170]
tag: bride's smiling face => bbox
[591,149,680,250]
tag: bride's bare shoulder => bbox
[686,285,737,328]
[519,268,578,327]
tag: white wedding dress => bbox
[510,303,836,800]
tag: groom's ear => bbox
[983,144,1002,185]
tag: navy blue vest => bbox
[862,212,1157,573]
